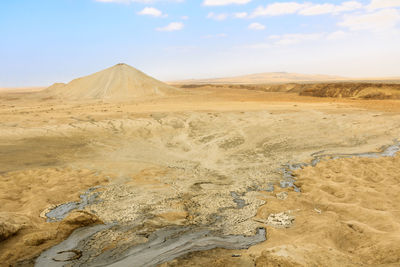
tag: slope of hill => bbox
[172,72,347,84]
[42,63,179,100]
[299,82,400,99]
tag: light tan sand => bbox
[0,84,400,265]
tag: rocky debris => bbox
[266,212,294,228]
[276,192,288,200]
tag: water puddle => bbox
[45,187,101,222]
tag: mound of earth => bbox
[299,82,400,99]
[42,63,180,100]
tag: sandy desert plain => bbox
[1,64,400,267]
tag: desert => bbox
[0,63,400,266]
[2,0,400,265]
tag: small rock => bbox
[276,192,288,200]
[266,211,294,228]
[314,208,322,214]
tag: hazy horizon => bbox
[1,0,400,87]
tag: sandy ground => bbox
[1,86,400,266]
[163,154,400,266]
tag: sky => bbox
[1,0,400,87]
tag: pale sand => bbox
[0,85,400,266]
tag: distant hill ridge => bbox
[171,72,347,84]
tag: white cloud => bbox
[251,1,363,17]
[299,1,363,16]
[181,15,189,20]
[156,22,184,31]
[207,12,228,21]
[203,0,251,6]
[367,0,400,10]
[138,7,166,17]
[247,30,351,48]
[233,12,248,18]
[252,2,308,17]
[248,22,265,30]
[339,8,400,31]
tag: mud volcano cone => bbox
[44,63,179,100]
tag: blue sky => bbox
[1,0,400,86]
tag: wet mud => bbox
[36,226,266,267]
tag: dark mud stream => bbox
[36,226,266,267]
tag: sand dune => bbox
[41,63,180,100]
